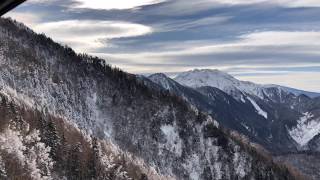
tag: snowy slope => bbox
[149,71,320,178]
[247,97,268,119]
[172,69,320,152]
[148,73,283,151]
[289,112,320,146]
[265,85,320,98]
[174,69,264,98]
[174,69,320,99]
[148,73,178,91]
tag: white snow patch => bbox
[182,154,201,180]
[233,150,248,178]
[160,124,183,156]
[241,123,250,131]
[289,112,320,146]
[247,97,268,119]
[240,95,246,103]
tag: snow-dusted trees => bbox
[23,129,54,180]
[0,93,165,180]
[90,138,131,180]
[39,118,61,164]
[0,95,54,180]
[0,156,6,179]
[0,126,54,180]
[0,17,305,180]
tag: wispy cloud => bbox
[32,20,152,52]
[96,31,320,70]
[6,0,320,91]
[72,0,165,10]
[153,16,231,32]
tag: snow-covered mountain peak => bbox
[174,69,262,98]
[149,73,169,80]
[175,69,236,86]
[174,69,320,100]
[148,73,176,90]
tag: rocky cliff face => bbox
[0,18,302,180]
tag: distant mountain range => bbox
[147,69,320,154]
[175,69,320,99]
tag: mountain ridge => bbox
[148,71,320,153]
[173,69,320,99]
[0,17,303,180]
[148,71,320,179]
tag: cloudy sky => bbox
[6,0,320,92]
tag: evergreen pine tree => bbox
[88,137,99,179]
[44,119,61,161]
[67,142,82,180]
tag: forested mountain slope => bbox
[148,70,320,154]
[0,91,165,180]
[0,18,303,180]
